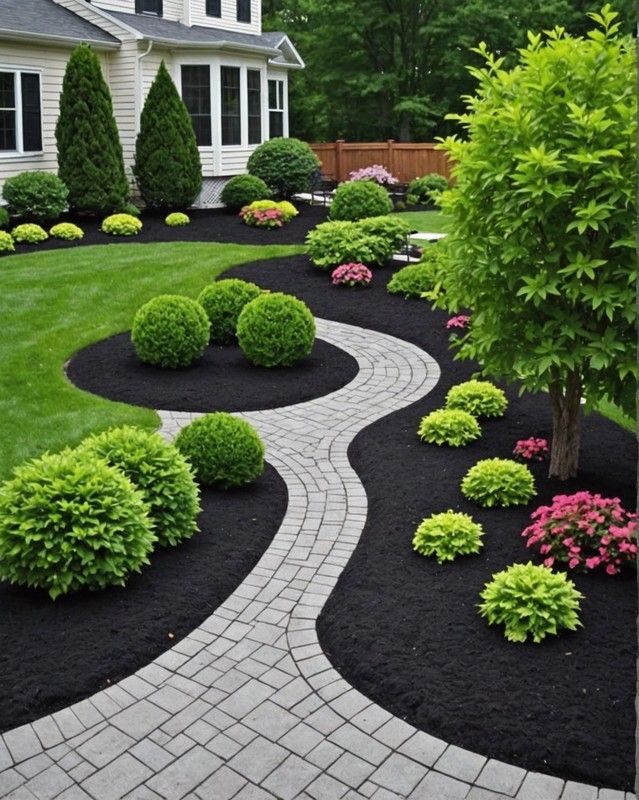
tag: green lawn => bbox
[0,242,302,479]
[393,209,451,233]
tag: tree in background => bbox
[56,44,128,214]
[435,5,635,479]
[134,62,202,209]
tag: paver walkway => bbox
[0,319,632,800]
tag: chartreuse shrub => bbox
[413,510,484,563]
[0,207,9,229]
[277,201,299,223]
[387,262,436,298]
[12,224,48,244]
[407,173,448,205]
[479,562,583,643]
[356,215,409,252]
[462,458,536,508]
[50,222,84,240]
[247,137,319,198]
[418,408,481,447]
[221,174,271,210]
[2,172,68,221]
[101,214,143,236]
[0,231,14,252]
[175,412,264,487]
[0,448,155,599]
[329,180,393,221]
[79,426,200,547]
[446,380,507,418]
[237,292,315,367]
[165,212,190,227]
[132,295,210,368]
[197,279,262,342]
[306,221,390,269]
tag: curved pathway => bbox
[0,319,629,800]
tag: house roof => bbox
[0,0,120,48]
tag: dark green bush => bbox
[247,137,319,198]
[461,458,536,507]
[0,207,10,229]
[221,175,271,210]
[306,220,391,269]
[417,408,481,446]
[407,173,449,205]
[446,380,508,418]
[329,180,393,221]
[175,412,264,487]
[80,426,200,547]
[356,215,409,252]
[413,510,484,563]
[237,292,315,367]
[132,295,210,368]
[2,172,68,221]
[197,279,262,342]
[0,448,155,599]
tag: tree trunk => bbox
[398,110,411,142]
[548,369,582,480]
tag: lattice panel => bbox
[193,178,228,208]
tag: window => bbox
[181,65,211,147]
[268,79,284,139]
[221,67,241,146]
[247,70,261,145]
[236,0,251,23]
[206,0,221,16]
[0,70,41,153]
[135,0,163,15]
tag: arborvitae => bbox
[134,62,202,209]
[55,44,129,214]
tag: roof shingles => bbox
[0,0,119,45]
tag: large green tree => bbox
[435,5,635,479]
[56,44,128,214]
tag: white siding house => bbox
[0,0,303,205]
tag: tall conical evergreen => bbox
[56,44,128,214]
[134,62,202,209]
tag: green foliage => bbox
[134,62,202,209]
[11,224,48,244]
[277,200,299,222]
[461,458,536,507]
[479,561,583,643]
[0,231,14,252]
[79,426,200,547]
[0,207,9,229]
[56,44,128,214]
[197,278,262,342]
[247,137,319,198]
[387,260,437,298]
[2,172,68,221]
[118,202,141,218]
[417,408,481,446]
[412,509,484,563]
[0,448,155,599]
[49,222,84,241]
[175,412,264,487]
[101,214,143,236]
[446,380,507,418]
[237,292,315,367]
[221,174,271,210]
[407,173,449,205]
[356,215,409,251]
[329,180,393,221]
[165,212,190,227]
[132,294,210,368]
[306,220,391,269]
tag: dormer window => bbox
[236,0,251,23]
[135,0,163,15]
[206,0,221,16]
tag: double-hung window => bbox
[221,67,241,146]
[181,65,212,147]
[236,0,251,23]
[0,70,42,154]
[206,0,221,16]
[268,79,284,139]
[135,0,163,15]
[247,70,261,145]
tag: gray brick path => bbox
[0,318,632,800]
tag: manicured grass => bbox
[0,242,302,479]
[393,209,451,233]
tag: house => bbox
[0,0,304,205]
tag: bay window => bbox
[221,67,241,146]
[181,65,212,147]
[268,79,284,139]
[247,70,261,145]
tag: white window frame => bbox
[220,64,244,149]
[267,77,285,139]
[0,66,43,159]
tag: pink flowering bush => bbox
[522,492,638,575]
[331,262,372,287]
[240,205,284,229]
[513,437,549,462]
[447,315,470,330]
[348,165,398,186]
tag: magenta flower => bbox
[331,262,373,288]
[513,437,549,462]
[348,165,398,185]
[446,315,471,330]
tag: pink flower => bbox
[568,557,580,569]
[446,315,471,330]
[543,556,555,567]
[585,556,601,569]
[606,563,618,575]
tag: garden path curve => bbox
[0,318,629,800]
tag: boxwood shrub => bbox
[329,180,393,221]
[221,174,271,210]
[461,458,536,507]
[247,137,319,198]
[2,171,68,221]
[11,223,48,244]
[132,294,210,368]
[407,173,448,205]
[446,380,508,418]
[197,279,262,342]
[237,292,315,367]
[306,220,391,270]
[417,408,481,447]
[413,510,484,563]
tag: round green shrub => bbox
[413,510,484,563]
[306,220,391,269]
[0,231,15,252]
[237,292,315,367]
[247,137,319,198]
[387,261,437,298]
[132,294,210,368]
[101,213,143,236]
[461,458,536,508]
[446,380,508,418]
[2,171,68,221]
[407,173,449,205]
[0,207,9,229]
[0,448,155,599]
[417,408,481,446]
[277,200,299,222]
[329,180,393,221]
[356,215,410,251]
[175,412,264,487]
[165,212,190,226]
[197,279,262,342]
[11,223,48,244]
[80,426,200,547]
[49,222,84,240]
[479,562,583,643]
[221,174,271,210]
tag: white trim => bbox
[0,66,43,159]
[0,28,120,49]
[219,63,242,147]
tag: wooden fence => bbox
[309,140,450,184]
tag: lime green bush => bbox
[49,222,84,240]
[79,426,200,547]
[479,562,583,643]
[237,292,315,367]
[165,212,190,227]
[221,174,271,210]
[12,223,48,244]
[0,231,14,252]
[446,380,507,418]
[132,294,210,368]
[277,200,299,222]
[0,448,155,599]
[413,510,484,563]
[0,207,9,229]
[101,213,143,236]
[329,180,393,221]
[306,220,390,269]
[387,261,437,298]
[417,408,481,447]
[356,215,409,251]
[461,458,536,507]
[197,278,262,342]
[175,412,264,487]
[247,137,319,197]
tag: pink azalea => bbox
[446,315,471,330]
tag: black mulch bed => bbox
[225,253,637,790]
[67,335,358,413]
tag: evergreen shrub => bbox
[247,137,319,197]
[329,180,393,221]
[197,279,262,342]
[407,173,448,205]
[2,172,68,221]
[132,294,210,368]
[221,174,271,210]
[237,292,315,367]
[0,207,8,229]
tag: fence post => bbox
[387,139,395,176]
[335,139,345,183]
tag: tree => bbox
[134,62,201,209]
[56,44,128,214]
[435,5,636,480]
